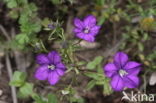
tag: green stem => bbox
[40,40,48,52]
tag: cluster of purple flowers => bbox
[35,15,142,92]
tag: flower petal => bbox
[124,61,141,75]
[111,75,124,91]
[124,61,141,70]
[104,63,118,77]
[74,18,84,29]
[48,51,61,64]
[84,15,96,27]
[105,71,118,78]
[76,33,95,42]
[75,32,85,39]
[114,52,129,68]
[90,25,101,36]
[48,71,60,85]
[123,75,139,88]
[83,35,95,42]
[56,68,65,76]
[36,54,50,65]
[56,62,66,69]
[73,28,82,33]
[35,65,49,80]
[56,63,66,76]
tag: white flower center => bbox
[119,69,128,77]
[48,64,55,70]
[84,28,90,33]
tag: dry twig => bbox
[5,54,18,103]
[0,25,11,41]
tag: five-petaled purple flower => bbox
[73,15,101,42]
[104,52,141,91]
[35,51,66,85]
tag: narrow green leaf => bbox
[86,80,96,90]
[84,72,99,80]
[48,94,58,103]
[87,56,103,70]
[138,42,144,51]
[51,0,61,4]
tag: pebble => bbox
[0,89,3,96]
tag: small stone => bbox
[149,72,156,86]
[0,89,3,96]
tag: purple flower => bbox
[73,15,101,42]
[103,52,141,91]
[48,24,55,29]
[35,51,66,85]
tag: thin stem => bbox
[0,25,11,41]
[40,40,48,53]
[5,54,18,103]
[72,39,82,46]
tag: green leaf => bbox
[96,0,105,6]
[76,61,86,66]
[18,83,33,98]
[19,13,29,25]
[84,72,99,80]
[32,93,47,103]
[29,3,38,12]
[138,42,144,51]
[96,80,105,85]
[20,21,41,34]
[15,33,29,45]
[86,56,103,70]
[86,80,96,90]
[42,18,51,27]
[48,94,58,103]
[98,17,105,25]
[103,79,113,95]
[7,0,17,8]
[9,71,27,87]
[143,33,149,41]
[8,10,19,19]
[69,97,85,103]
[50,0,61,4]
